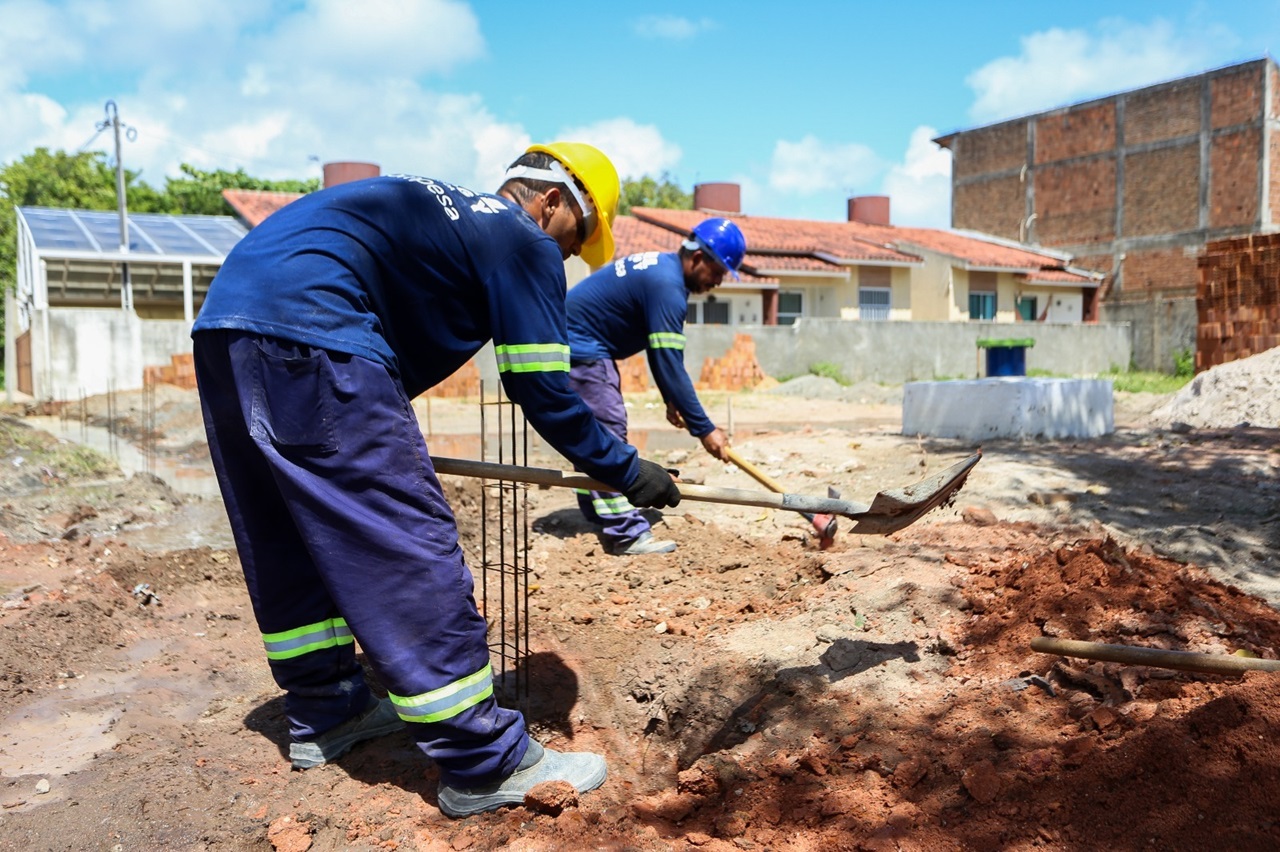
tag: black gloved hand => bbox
[623,459,682,509]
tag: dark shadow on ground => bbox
[913,426,1280,590]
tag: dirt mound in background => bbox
[1151,346,1280,429]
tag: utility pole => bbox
[98,101,136,311]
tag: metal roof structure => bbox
[13,206,248,329]
[17,206,246,262]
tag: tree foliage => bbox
[618,173,692,215]
[163,164,319,215]
[0,148,319,355]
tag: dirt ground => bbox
[1,378,1279,851]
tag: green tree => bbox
[163,164,319,215]
[618,173,692,215]
[0,149,137,354]
[0,148,320,358]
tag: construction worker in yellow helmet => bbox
[191,141,677,818]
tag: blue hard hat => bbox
[688,218,746,280]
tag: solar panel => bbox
[19,207,248,259]
[20,208,100,252]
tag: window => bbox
[968,272,996,320]
[687,297,731,325]
[859,287,891,321]
[777,291,803,325]
[1016,295,1038,321]
[969,292,996,320]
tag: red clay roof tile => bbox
[621,206,1087,278]
[221,189,304,227]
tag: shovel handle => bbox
[429,456,867,518]
[430,451,980,537]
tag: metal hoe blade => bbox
[431,451,981,537]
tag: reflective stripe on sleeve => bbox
[262,617,354,660]
[648,332,685,350]
[390,663,495,723]
[494,343,570,373]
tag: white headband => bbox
[503,160,596,237]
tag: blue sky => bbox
[2,1,1278,228]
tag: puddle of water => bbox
[0,700,120,777]
[0,652,221,781]
[118,500,236,552]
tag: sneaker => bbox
[436,740,607,818]
[289,696,405,770]
[610,531,677,556]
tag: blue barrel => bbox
[986,346,1027,377]
[977,338,1034,377]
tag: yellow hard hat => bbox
[526,142,619,267]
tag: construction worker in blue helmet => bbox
[566,217,747,555]
[190,142,682,818]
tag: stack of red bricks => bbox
[143,353,197,389]
[1197,233,1280,371]
[698,333,769,391]
[424,359,481,398]
[616,353,651,393]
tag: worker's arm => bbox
[664,402,730,461]
[645,293,717,440]
[485,239,641,492]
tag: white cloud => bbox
[556,118,682,183]
[265,0,485,77]
[0,91,69,163]
[966,17,1230,123]
[0,1,519,191]
[769,135,882,195]
[631,15,715,40]
[880,126,951,228]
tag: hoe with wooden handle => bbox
[724,447,838,547]
[431,451,980,536]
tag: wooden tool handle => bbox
[429,456,864,518]
[724,447,788,495]
[1031,636,1280,675]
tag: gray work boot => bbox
[436,740,607,818]
[610,531,677,556]
[289,696,405,769]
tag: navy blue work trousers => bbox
[193,329,526,787]
[567,359,650,545]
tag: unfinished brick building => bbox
[933,57,1280,370]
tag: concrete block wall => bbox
[25,315,1132,402]
[680,320,1131,387]
[945,58,1277,303]
[1098,293,1197,372]
[31,310,196,399]
[440,322,1133,400]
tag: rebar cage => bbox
[476,380,531,712]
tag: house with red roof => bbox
[225,178,1102,330]
[615,188,1101,329]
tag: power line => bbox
[76,126,107,153]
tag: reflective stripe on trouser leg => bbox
[262,617,354,660]
[568,359,650,544]
[195,330,369,741]
[194,330,527,787]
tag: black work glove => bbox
[623,459,682,509]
